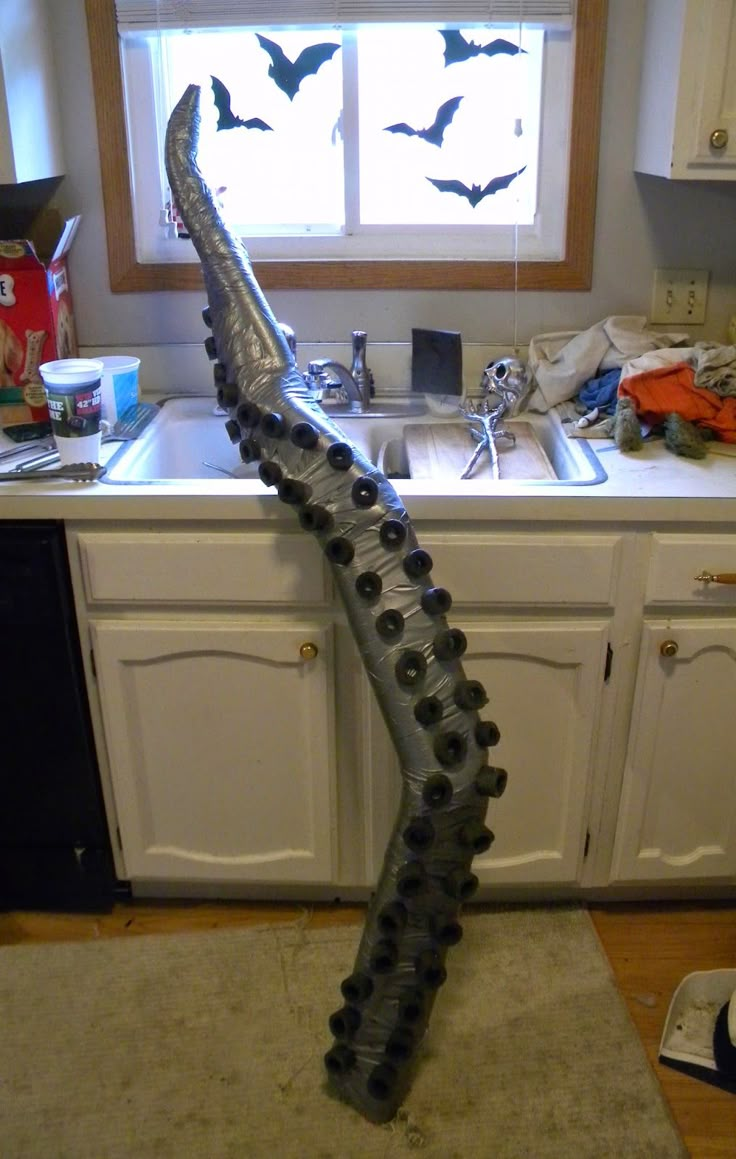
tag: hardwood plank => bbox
[0,901,365,945]
[590,902,736,1159]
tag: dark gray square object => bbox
[411,328,463,395]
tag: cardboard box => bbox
[0,215,80,431]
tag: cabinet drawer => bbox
[76,531,329,605]
[422,533,621,606]
[646,534,736,607]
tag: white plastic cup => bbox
[98,355,141,424]
[39,358,104,465]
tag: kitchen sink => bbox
[103,396,399,483]
[102,395,606,486]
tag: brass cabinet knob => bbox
[660,640,679,658]
[710,128,729,150]
[694,570,736,585]
[299,641,319,661]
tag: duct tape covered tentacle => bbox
[165,85,508,1125]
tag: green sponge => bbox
[614,397,643,452]
[663,413,708,459]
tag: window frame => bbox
[85,0,608,293]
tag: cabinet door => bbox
[91,620,335,883]
[691,0,736,168]
[636,0,736,178]
[611,620,736,882]
[364,622,609,887]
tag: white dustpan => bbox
[659,968,736,1094]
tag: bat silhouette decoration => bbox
[427,166,527,207]
[166,84,508,1126]
[210,76,272,133]
[255,34,340,101]
[384,96,463,148]
[440,30,526,67]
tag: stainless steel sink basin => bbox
[103,396,401,483]
[102,395,606,486]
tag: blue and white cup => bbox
[98,355,140,425]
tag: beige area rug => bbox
[0,906,685,1159]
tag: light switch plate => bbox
[651,268,709,325]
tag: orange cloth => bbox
[618,361,736,443]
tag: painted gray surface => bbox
[165,85,504,1120]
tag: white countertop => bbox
[1,414,736,526]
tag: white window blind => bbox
[115,1,574,31]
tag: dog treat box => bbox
[0,215,80,430]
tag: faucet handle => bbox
[350,330,374,401]
[279,322,297,359]
[305,361,325,392]
[305,360,340,400]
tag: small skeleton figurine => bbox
[459,357,529,479]
[458,398,516,480]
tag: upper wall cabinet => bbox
[0,0,65,184]
[635,0,736,180]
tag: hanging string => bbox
[155,0,171,235]
[512,0,523,357]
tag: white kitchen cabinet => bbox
[611,620,736,883]
[365,622,610,888]
[66,517,736,899]
[91,619,336,884]
[635,0,736,179]
[0,0,65,183]
[611,533,736,884]
[69,525,336,888]
[361,529,621,889]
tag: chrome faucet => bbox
[305,330,374,413]
[350,330,372,407]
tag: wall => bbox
[49,0,736,375]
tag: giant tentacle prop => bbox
[166,85,507,1125]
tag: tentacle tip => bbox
[179,82,202,110]
[166,84,203,154]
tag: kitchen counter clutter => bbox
[2,396,736,522]
[3,396,736,903]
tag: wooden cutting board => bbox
[403,422,556,481]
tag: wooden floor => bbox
[2,899,735,1157]
[589,902,736,1159]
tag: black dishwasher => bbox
[0,521,115,910]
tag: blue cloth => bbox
[576,369,621,415]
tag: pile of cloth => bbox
[526,316,736,458]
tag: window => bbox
[85,0,607,291]
[125,22,551,262]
